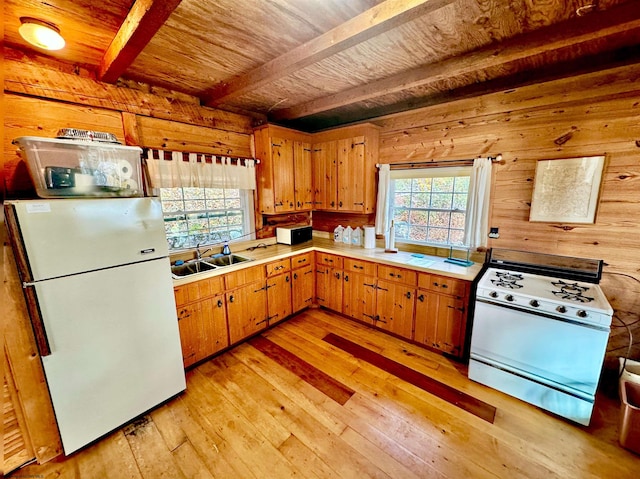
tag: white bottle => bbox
[334,225,344,242]
[343,226,352,245]
[352,226,362,246]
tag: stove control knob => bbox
[505,294,514,302]
[489,291,499,298]
[577,310,588,318]
[556,305,567,313]
[529,300,540,307]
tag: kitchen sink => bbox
[171,254,253,278]
[171,260,218,278]
[202,254,253,267]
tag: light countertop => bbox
[171,237,482,287]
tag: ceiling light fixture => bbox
[19,17,65,50]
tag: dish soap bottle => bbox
[334,225,344,242]
[343,226,352,245]
[352,226,362,246]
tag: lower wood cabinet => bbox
[375,278,416,339]
[227,279,269,344]
[414,273,470,357]
[292,263,315,313]
[266,258,292,326]
[174,276,230,368]
[177,295,229,368]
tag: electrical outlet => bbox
[488,227,500,239]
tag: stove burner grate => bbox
[551,280,594,303]
[491,271,524,289]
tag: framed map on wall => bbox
[529,155,606,224]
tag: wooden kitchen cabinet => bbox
[312,140,338,210]
[177,295,228,368]
[266,258,292,326]
[342,258,377,323]
[225,265,268,345]
[374,266,416,340]
[253,125,313,214]
[315,252,343,312]
[291,252,315,313]
[414,273,470,357]
[174,275,229,368]
[312,124,379,213]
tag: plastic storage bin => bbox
[620,380,640,455]
[14,136,143,198]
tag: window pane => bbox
[454,176,470,193]
[409,210,428,225]
[427,228,449,244]
[394,192,411,208]
[389,171,470,248]
[430,193,452,209]
[432,177,454,192]
[411,193,430,208]
[450,229,465,245]
[428,211,450,227]
[160,187,252,251]
[412,178,432,192]
[452,193,467,210]
[451,212,466,229]
[408,225,428,242]
[395,179,412,192]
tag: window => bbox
[388,167,471,247]
[159,187,255,250]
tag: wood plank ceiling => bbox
[4,0,640,132]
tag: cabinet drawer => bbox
[291,252,314,269]
[174,275,224,306]
[344,258,375,276]
[266,258,291,277]
[224,265,266,290]
[316,252,344,269]
[418,273,468,298]
[377,265,417,286]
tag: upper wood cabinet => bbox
[312,124,379,214]
[253,125,313,214]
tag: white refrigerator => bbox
[6,197,186,455]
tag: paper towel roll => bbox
[117,160,133,179]
[363,226,376,249]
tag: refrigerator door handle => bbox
[22,284,52,357]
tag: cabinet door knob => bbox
[406,291,412,299]
[344,274,349,282]
[286,275,290,282]
[339,201,343,207]
[418,294,425,302]
[229,295,235,303]
[294,273,298,280]
[334,272,341,279]
[217,299,223,308]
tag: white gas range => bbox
[469,249,613,426]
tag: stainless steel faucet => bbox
[196,243,214,259]
[222,242,231,255]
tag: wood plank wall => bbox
[375,63,640,384]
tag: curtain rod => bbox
[376,154,502,169]
[143,147,260,164]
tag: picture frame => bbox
[529,155,606,224]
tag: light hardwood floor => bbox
[10,308,638,478]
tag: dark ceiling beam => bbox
[98,0,182,83]
[271,1,640,122]
[202,0,457,108]
[290,48,640,132]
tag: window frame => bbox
[387,166,472,248]
[158,186,255,251]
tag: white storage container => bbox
[14,136,143,198]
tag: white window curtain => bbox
[463,157,492,248]
[374,164,391,235]
[145,149,256,190]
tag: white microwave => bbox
[276,225,313,245]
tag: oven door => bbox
[470,300,609,399]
